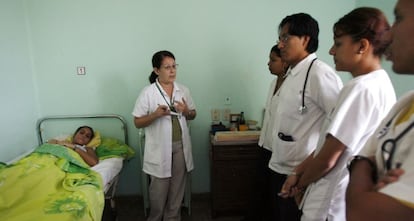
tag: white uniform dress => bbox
[268,53,343,175]
[259,78,281,151]
[301,69,396,221]
[360,91,414,207]
[132,80,195,178]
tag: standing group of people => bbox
[252,1,414,221]
[131,0,414,220]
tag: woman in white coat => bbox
[242,44,289,221]
[132,50,196,221]
[347,0,414,220]
[280,7,396,221]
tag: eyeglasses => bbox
[161,64,179,71]
[277,34,291,45]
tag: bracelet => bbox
[347,155,377,182]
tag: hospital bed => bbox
[0,114,134,221]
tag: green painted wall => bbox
[0,0,39,162]
[1,0,411,196]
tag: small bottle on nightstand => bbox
[238,112,248,131]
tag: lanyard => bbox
[155,81,175,111]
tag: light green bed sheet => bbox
[0,144,104,221]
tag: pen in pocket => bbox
[278,132,294,141]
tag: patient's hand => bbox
[47,139,59,144]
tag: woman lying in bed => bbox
[48,126,99,166]
[0,126,105,221]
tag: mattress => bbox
[91,157,123,193]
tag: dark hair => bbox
[270,44,289,72]
[148,50,176,84]
[279,13,319,53]
[73,126,94,141]
[271,44,282,57]
[333,7,390,56]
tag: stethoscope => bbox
[379,114,414,171]
[155,80,181,118]
[298,58,317,114]
[155,80,175,109]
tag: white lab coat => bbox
[132,80,195,178]
[301,70,396,221]
[259,78,280,151]
[268,53,343,175]
[361,91,414,206]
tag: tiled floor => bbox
[104,194,243,221]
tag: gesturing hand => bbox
[174,98,189,114]
[154,104,171,117]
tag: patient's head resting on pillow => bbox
[48,125,99,166]
[72,126,94,146]
[65,126,101,148]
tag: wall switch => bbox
[224,97,231,105]
[77,66,86,75]
[211,109,220,121]
[223,108,231,121]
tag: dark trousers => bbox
[242,148,273,221]
[269,169,301,221]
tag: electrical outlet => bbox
[77,66,86,75]
[223,108,231,121]
[211,109,220,121]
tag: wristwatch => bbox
[347,155,378,182]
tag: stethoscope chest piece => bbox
[298,105,307,115]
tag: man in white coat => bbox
[268,13,343,221]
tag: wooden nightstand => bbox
[210,136,261,218]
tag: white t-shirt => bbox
[301,69,396,221]
[268,53,343,174]
[132,80,195,178]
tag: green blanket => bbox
[96,137,135,160]
[0,144,104,221]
